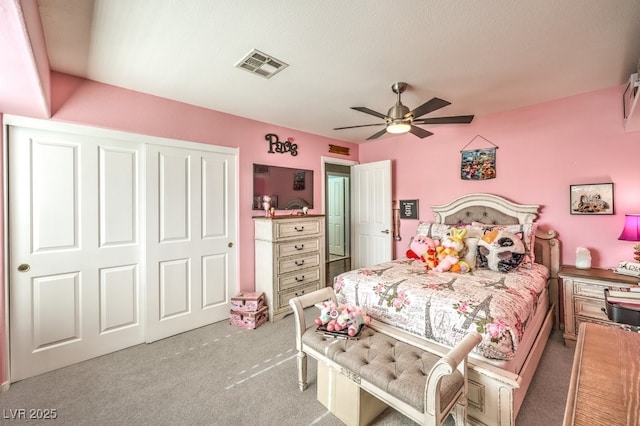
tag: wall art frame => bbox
[569,183,614,215]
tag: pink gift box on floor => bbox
[230,305,269,329]
[230,291,266,312]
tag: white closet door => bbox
[145,144,237,342]
[9,126,144,381]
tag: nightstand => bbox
[559,265,640,346]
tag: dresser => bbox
[559,265,639,346]
[254,215,326,322]
[563,322,640,425]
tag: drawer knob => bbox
[294,226,305,232]
[295,276,305,282]
[295,260,305,266]
[295,290,306,296]
[295,244,304,250]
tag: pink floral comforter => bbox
[334,259,549,360]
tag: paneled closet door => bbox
[8,126,144,381]
[145,143,237,342]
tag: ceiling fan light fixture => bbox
[387,120,411,134]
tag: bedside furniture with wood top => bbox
[559,265,639,346]
[563,322,640,426]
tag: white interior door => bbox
[145,144,237,342]
[351,160,392,269]
[328,175,347,257]
[8,126,144,381]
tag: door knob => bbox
[228,242,234,248]
[17,264,30,272]
[381,229,390,234]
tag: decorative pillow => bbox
[477,229,526,272]
[463,237,479,269]
[471,222,537,269]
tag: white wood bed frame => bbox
[369,193,560,426]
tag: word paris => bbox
[266,133,297,156]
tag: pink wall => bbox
[48,72,359,291]
[359,85,640,269]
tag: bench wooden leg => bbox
[296,350,308,391]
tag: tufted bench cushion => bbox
[302,326,464,414]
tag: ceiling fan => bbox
[333,82,474,140]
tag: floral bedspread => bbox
[334,259,549,360]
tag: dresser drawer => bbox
[574,297,608,321]
[279,253,320,274]
[574,281,607,299]
[278,267,321,291]
[275,219,321,239]
[277,238,320,257]
[277,282,320,310]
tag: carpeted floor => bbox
[0,309,574,425]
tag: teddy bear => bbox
[424,246,439,270]
[406,235,439,263]
[434,227,469,273]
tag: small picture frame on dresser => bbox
[569,183,614,215]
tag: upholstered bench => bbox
[289,287,481,426]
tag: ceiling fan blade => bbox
[413,115,475,125]
[409,125,433,138]
[333,123,386,130]
[351,107,388,120]
[366,128,388,140]
[409,97,451,119]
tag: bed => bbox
[333,193,560,426]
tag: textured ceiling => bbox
[37,0,640,143]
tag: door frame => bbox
[1,114,239,386]
[321,156,357,262]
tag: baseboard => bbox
[1,379,10,394]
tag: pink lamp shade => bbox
[618,214,640,241]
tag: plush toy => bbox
[434,227,468,273]
[406,235,439,262]
[424,246,439,270]
[477,229,526,272]
[315,303,372,337]
[314,300,338,326]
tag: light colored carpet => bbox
[0,309,574,425]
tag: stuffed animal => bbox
[434,227,468,272]
[315,302,372,337]
[477,229,526,272]
[424,246,439,270]
[314,300,338,327]
[406,235,439,262]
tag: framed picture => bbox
[293,172,305,191]
[570,183,614,215]
[399,199,419,219]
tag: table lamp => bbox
[618,214,640,262]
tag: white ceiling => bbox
[37,0,640,143]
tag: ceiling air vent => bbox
[235,49,288,79]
